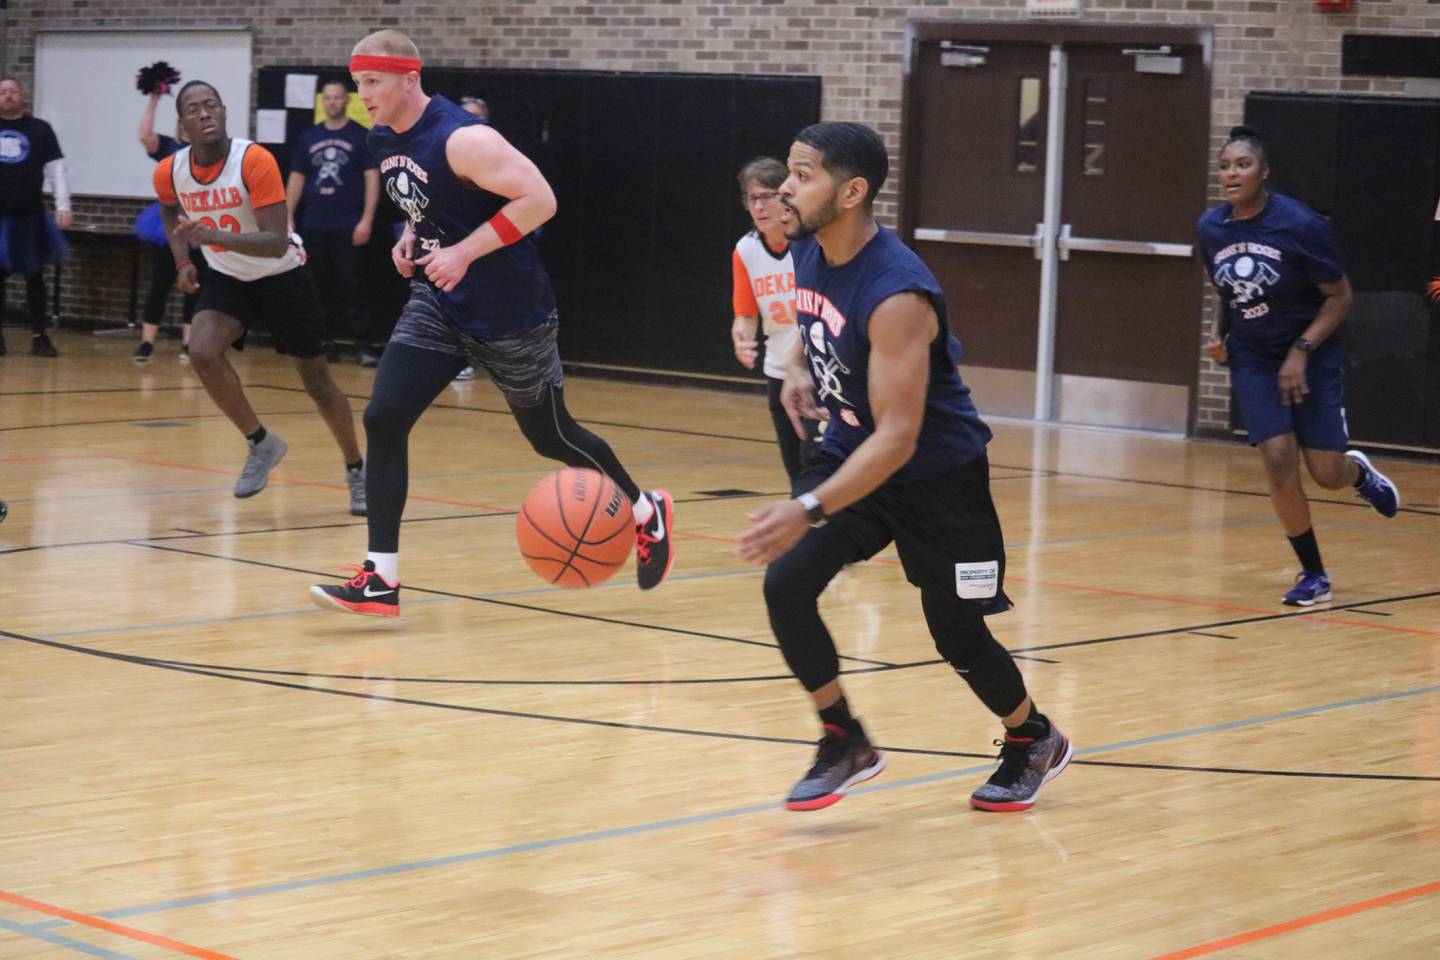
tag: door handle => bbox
[914,224,1047,260]
[1057,223,1192,261]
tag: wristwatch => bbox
[1291,337,1315,354]
[797,492,827,528]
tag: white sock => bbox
[631,491,654,526]
[367,552,399,586]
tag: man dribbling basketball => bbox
[310,30,674,616]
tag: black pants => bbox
[303,228,361,344]
[142,245,200,328]
[766,376,823,483]
[0,271,47,334]
[363,341,643,553]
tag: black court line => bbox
[1189,631,1238,639]
[1012,590,1440,655]
[0,385,198,397]
[0,492,792,557]
[6,380,1432,516]
[123,540,898,666]
[1346,608,1393,617]
[248,383,1440,516]
[1052,466,1440,518]
[0,409,319,433]
[136,650,1054,686]
[5,627,1428,783]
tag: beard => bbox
[782,192,839,240]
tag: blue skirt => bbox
[0,211,69,275]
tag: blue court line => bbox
[25,679,1440,933]
[0,915,141,960]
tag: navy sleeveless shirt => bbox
[793,225,992,483]
[368,95,556,336]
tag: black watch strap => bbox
[797,492,827,527]
[1292,337,1315,353]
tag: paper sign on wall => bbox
[255,109,289,144]
[284,73,318,109]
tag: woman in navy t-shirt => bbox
[1197,126,1400,606]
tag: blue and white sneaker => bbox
[1283,571,1332,607]
[1346,450,1399,518]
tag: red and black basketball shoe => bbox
[309,560,400,617]
[634,490,675,590]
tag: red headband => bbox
[349,54,422,75]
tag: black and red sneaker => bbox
[969,724,1072,812]
[785,723,887,811]
[309,560,400,617]
[635,490,675,590]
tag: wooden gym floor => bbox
[2,330,1438,959]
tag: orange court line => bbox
[0,888,239,960]
[1144,879,1440,959]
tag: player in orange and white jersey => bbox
[154,80,363,511]
[731,156,821,482]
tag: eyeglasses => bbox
[745,191,780,208]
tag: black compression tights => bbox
[363,342,642,553]
[763,524,1028,717]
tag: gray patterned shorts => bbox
[389,281,564,408]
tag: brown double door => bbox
[902,22,1212,431]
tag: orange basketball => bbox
[516,468,634,588]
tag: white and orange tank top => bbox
[153,138,303,281]
[732,230,797,380]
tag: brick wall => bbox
[5,0,1437,434]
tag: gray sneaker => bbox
[234,432,287,498]
[454,365,477,381]
[969,723,1072,812]
[347,463,367,516]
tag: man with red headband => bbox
[310,30,675,616]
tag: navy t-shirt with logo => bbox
[1196,192,1347,367]
[290,120,376,232]
[0,115,63,213]
[368,95,555,337]
[792,225,992,483]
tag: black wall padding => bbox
[1342,34,1440,80]
[258,67,821,378]
[1240,93,1440,450]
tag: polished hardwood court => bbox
[2,330,1438,960]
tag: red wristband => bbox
[489,211,523,246]
[176,259,193,270]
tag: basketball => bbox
[516,468,634,588]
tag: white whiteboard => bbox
[34,29,252,199]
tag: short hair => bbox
[794,122,888,205]
[1225,124,1267,163]
[737,156,787,195]
[352,29,421,59]
[321,79,350,94]
[459,95,489,117]
[175,80,222,115]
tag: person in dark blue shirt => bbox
[311,30,675,617]
[286,80,379,363]
[1197,126,1400,607]
[0,77,69,358]
[133,86,197,364]
[737,122,1070,815]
